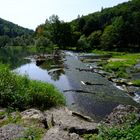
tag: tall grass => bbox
[0,64,65,110]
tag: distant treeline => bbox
[35,0,140,52]
[0,18,34,47]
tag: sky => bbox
[0,0,129,30]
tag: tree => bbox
[87,30,102,49]
[36,37,51,54]
[77,17,86,32]
[77,35,90,51]
[100,16,124,51]
[0,35,10,47]
[56,22,72,49]
[83,16,99,36]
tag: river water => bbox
[0,47,139,121]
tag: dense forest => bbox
[0,0,139,52]
[35,0,140,52]
[0,18,34,47]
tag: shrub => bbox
[0,64,65,110]
[84,113,140,140]
[131,79,140,87]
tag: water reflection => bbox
[39,57,65,81]
[0,47,34,69]
[1,47,139,121]
[0,46,65,81]
[15,62,71,92]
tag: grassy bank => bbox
[92,50,140,78]
[0,64,65,110]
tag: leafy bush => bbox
[0,64,65,110]
[97,123,140,140]
[84,113,140,140]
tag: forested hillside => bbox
[0,18,34,47]
[35,0,140,52]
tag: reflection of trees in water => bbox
[0,47,65,80]
[49,69,65,81]
[39,54,65,81]
[0,47,32,69]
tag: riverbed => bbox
[11,50,138,121]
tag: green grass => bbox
[0,112,22,127]
[92,50,140,78]
[0,111,46,139]
[103,59,136,78]
[92,49,140,59]
[0,63,65,110]
[83,113,140,140]
[131,79,140,87]
[18,127,45,140]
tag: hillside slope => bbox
[0,18,34,47]
[35,0,140,52]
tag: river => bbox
[0,47,139,121]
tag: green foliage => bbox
[100,16,124,51]
[103,59,136,78]
[0,111,21,127]
[131,79,140,86]
[0,18,33,47]
[83,134,99,140]
[36,37,52,54]
[0,18,33,38]
[98,115,140,140]
[0,35,10,47]
[35,15,72,50]
[36,37,51,48]
[87,30,102,49]
[70,0,140,52]
[77,35,90,51]
[12,35,34,46]
[0,46,37,69]
[18,127,45,140]
[0,64,65,110]
[94,50,140,78]
[84,113,140,140]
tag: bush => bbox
[77,35,90,51]
[84,113,140,140]
[0,64,65,110]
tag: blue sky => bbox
[0,0,128,30]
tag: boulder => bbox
[103,105,140,126]
[44,107,98,135]
[21,109,48,128]
[21,109,45,122]
[43,126,84,140]
[0,124,24,140]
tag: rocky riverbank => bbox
[0,105,140,140]
[78,52,140,104]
